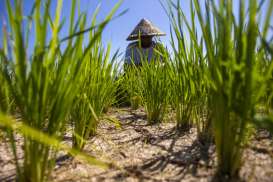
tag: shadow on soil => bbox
[96,109,215,181]
[119,138,213,181]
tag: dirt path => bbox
[1,107,273,181]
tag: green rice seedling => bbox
[254,19,273,114]
[71,0,123,150]
[0,24,13,114]
[253,17,273,132]
[130,95,142,110]
[167,21,195,129]
[182,2,213,141]
[190,0,273,177]
[122,65,142,109]
[71,38,120,150]
[0,0,122,181]
[166,0,272,177]
[167,59,195,130]
[138,55,170,124]
[193,90,212,142]
[193,0,253,177]
[165,0,210,132]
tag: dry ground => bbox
[0,107,272,182]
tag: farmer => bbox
[124,18,166,68]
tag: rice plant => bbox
[0,60,11,114]
[122,65,142,110]
[165,0,273,177]
[138,55,170,124]
[166,5,195,130]
[164,1,211,136]
[253,17,273,132]
[190,0,273,177]
[0,0,122,181]
[71,34,120,150]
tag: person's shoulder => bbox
[127,41,139,49]
[153,41,164,47]
[153,41,166,51]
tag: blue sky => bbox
[0,0,271,58]
[0,0,198,57]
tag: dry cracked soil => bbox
[0,107,272,182]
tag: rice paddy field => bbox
[0,0,273,181]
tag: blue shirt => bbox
[125,41,162,65]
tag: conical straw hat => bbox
[126,18,166,41]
